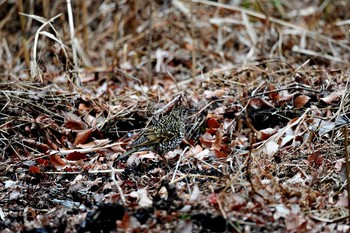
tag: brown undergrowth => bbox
[1,1,350,232]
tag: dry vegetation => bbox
[1,0,350,232]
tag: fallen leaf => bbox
[249,98,275,109]
[320,90,344,104]
[200,131,214,147]
[22,138,49,152]
[211,130,223,150]
[74,128,93,145]
[294,95,310,108]
[213,148,227,158]
[207,117,221,129]
[263,140,279,156]
[64,112,86,130]
[66,151,87,161]
[37,158,50,166]
[28,166,41,174]
[50,154,66,170]
[268,84,280,101]
[308,153,323,167]
[129,189,153,207]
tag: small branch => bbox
[110,165,127,205]
[171,146,189,183]
[343,126,350,224]
[66,0,80,87]
[190,0,197,85]
[147,0,153,87]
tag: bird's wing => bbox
[133,127,178,148]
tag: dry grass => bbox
[1,0,350,232]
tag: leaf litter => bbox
[1,0,350,232]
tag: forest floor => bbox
[1,1,350,232]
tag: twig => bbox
[18,0,30,72]
[110,165,127,205]
[343,126,350,224]
[147,0,153,87]
[190,0,197,85]
[171,146,189,183]
[66,0,80,86]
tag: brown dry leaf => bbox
[268,84,280,101]
[117,212,130,230]
[46,138,59,150]
[207,117,221,129]
[111,144,126,153]
[77,139,110,149]
[204,89,227,99]
[66,151,87,161]
[276,92,295,103]
[214,89,227,98]
[78,102,91,111]
[83,114,97,127]
[28,166,41,174]
[37,158,50,166]
[285,213,300,231]
[64,112,86,130]
[294,95,310,108]
[259,128,277,140]
[212,130,222,150]
[308,153,323,167]
[213,148,227,158]
[22,138,49,152]
[199,131,214,147]
[129,189,153,207]
[50,154,66,169]
[320,90,344,104]
[74,128,93,145]
[249,98,275,109]
[184,42,193,51]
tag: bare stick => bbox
[147,0,153,87]
[190,0,197,85]
[66,0,80,87]
[343,126,350,224]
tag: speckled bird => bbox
[118,108,189,160]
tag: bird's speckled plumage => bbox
[119,108,188,159]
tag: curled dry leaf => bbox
[128,189,153,207]
[78,102,91,111]
[262,140,279,157]
[207,117,221,129]
[66,151,87,161]
[320,90,344,104]
[294,95,310,108]
[28,166,41,174]
[258,128,277,141]
[117,212,130,230]
[22,138,49,152]
[307,153,323,167]
[268,84,280,101]
[64,112,86,130]
[276,91,295,103]
[249,98,275,109]
[50,154,66,170]
[200,131,215,148]
[83,114,97,127]
[37,158,50,166]
[74,128,93,145]
[46,138,59,150]
[213,148,227,158]
[194,148,210,160]
[211,130,223,150]
[112,144,126,153]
